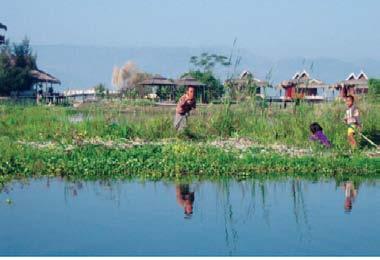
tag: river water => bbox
[0,177,379,256]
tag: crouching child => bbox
[174,86,196,131]
[309,122,331,148]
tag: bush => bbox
[368,78,380,102]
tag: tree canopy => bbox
[189,52,230,72]
[0,37,37,95]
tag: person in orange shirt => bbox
[173,86,196,131]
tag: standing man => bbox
[174,86,196,131]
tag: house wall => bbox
[285,87,295,98]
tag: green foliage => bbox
[0,141,378,183]
[0,100,378,149]
[190,52,230,72]
[0,37,37,95]
[0,101,379,183]
[368,78,380,102]
[94,83,107,98]
[185,52,229,101]
[225,73,265,102]
[180,70,224,102]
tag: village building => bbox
[333,71,369,98]
[139,75,177,101]
[225,70,269,98]
[278,70,329,101]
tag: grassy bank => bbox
[0,99,379,184]
[0,138,379,185]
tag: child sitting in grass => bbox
[173,86,196,131]
[309,122,331,148]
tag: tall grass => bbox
[0,99,379,150]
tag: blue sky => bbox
[2,0,379,60]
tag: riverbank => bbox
[1,138,379,186]
[0,100,379,184]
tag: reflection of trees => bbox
[215,179,268,255]
[94,180,122,206]
[63,180,84,202]
[259,181,271,228]
[216,179,239,255]
[63,179,122,207]
[291,179,311,242]
[214,178,318,253]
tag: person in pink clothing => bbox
[173,86,196,131]
[342,181,358,213]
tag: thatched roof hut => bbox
[176,75,206,87]
[139,75,176,86]
[278,70,328,89]
[30,69,61,84]
[278,70,328,99]
[139,75,177,101]
[226,70,269,88]
[333,71,368,97]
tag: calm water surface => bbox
[0,177,379,256]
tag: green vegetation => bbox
[185,52,229,102]
[94,83,108,99]
[1,99,378,148]
[0,99,379,185]
[0,140,378,184]
[368,78,380,102]
[0,37,37,95]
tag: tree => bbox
[190,52,230,72]
[182,53,229,102]
[180,70,224,102]
[112,61,150,98]
[94,83,107,99]
[0,37,37,95]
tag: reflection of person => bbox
[342,181,358,212]
[174,86,196,131]
[176,184,195,217]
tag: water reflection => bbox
[176,184,195,218]
[64,180,83,198]
[291,179,312,242]
[0,177,379,255]
[342,181,358,213]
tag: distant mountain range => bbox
[33,45,380,91]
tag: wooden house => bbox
[278,70,328,101]
[334,71,369,98]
